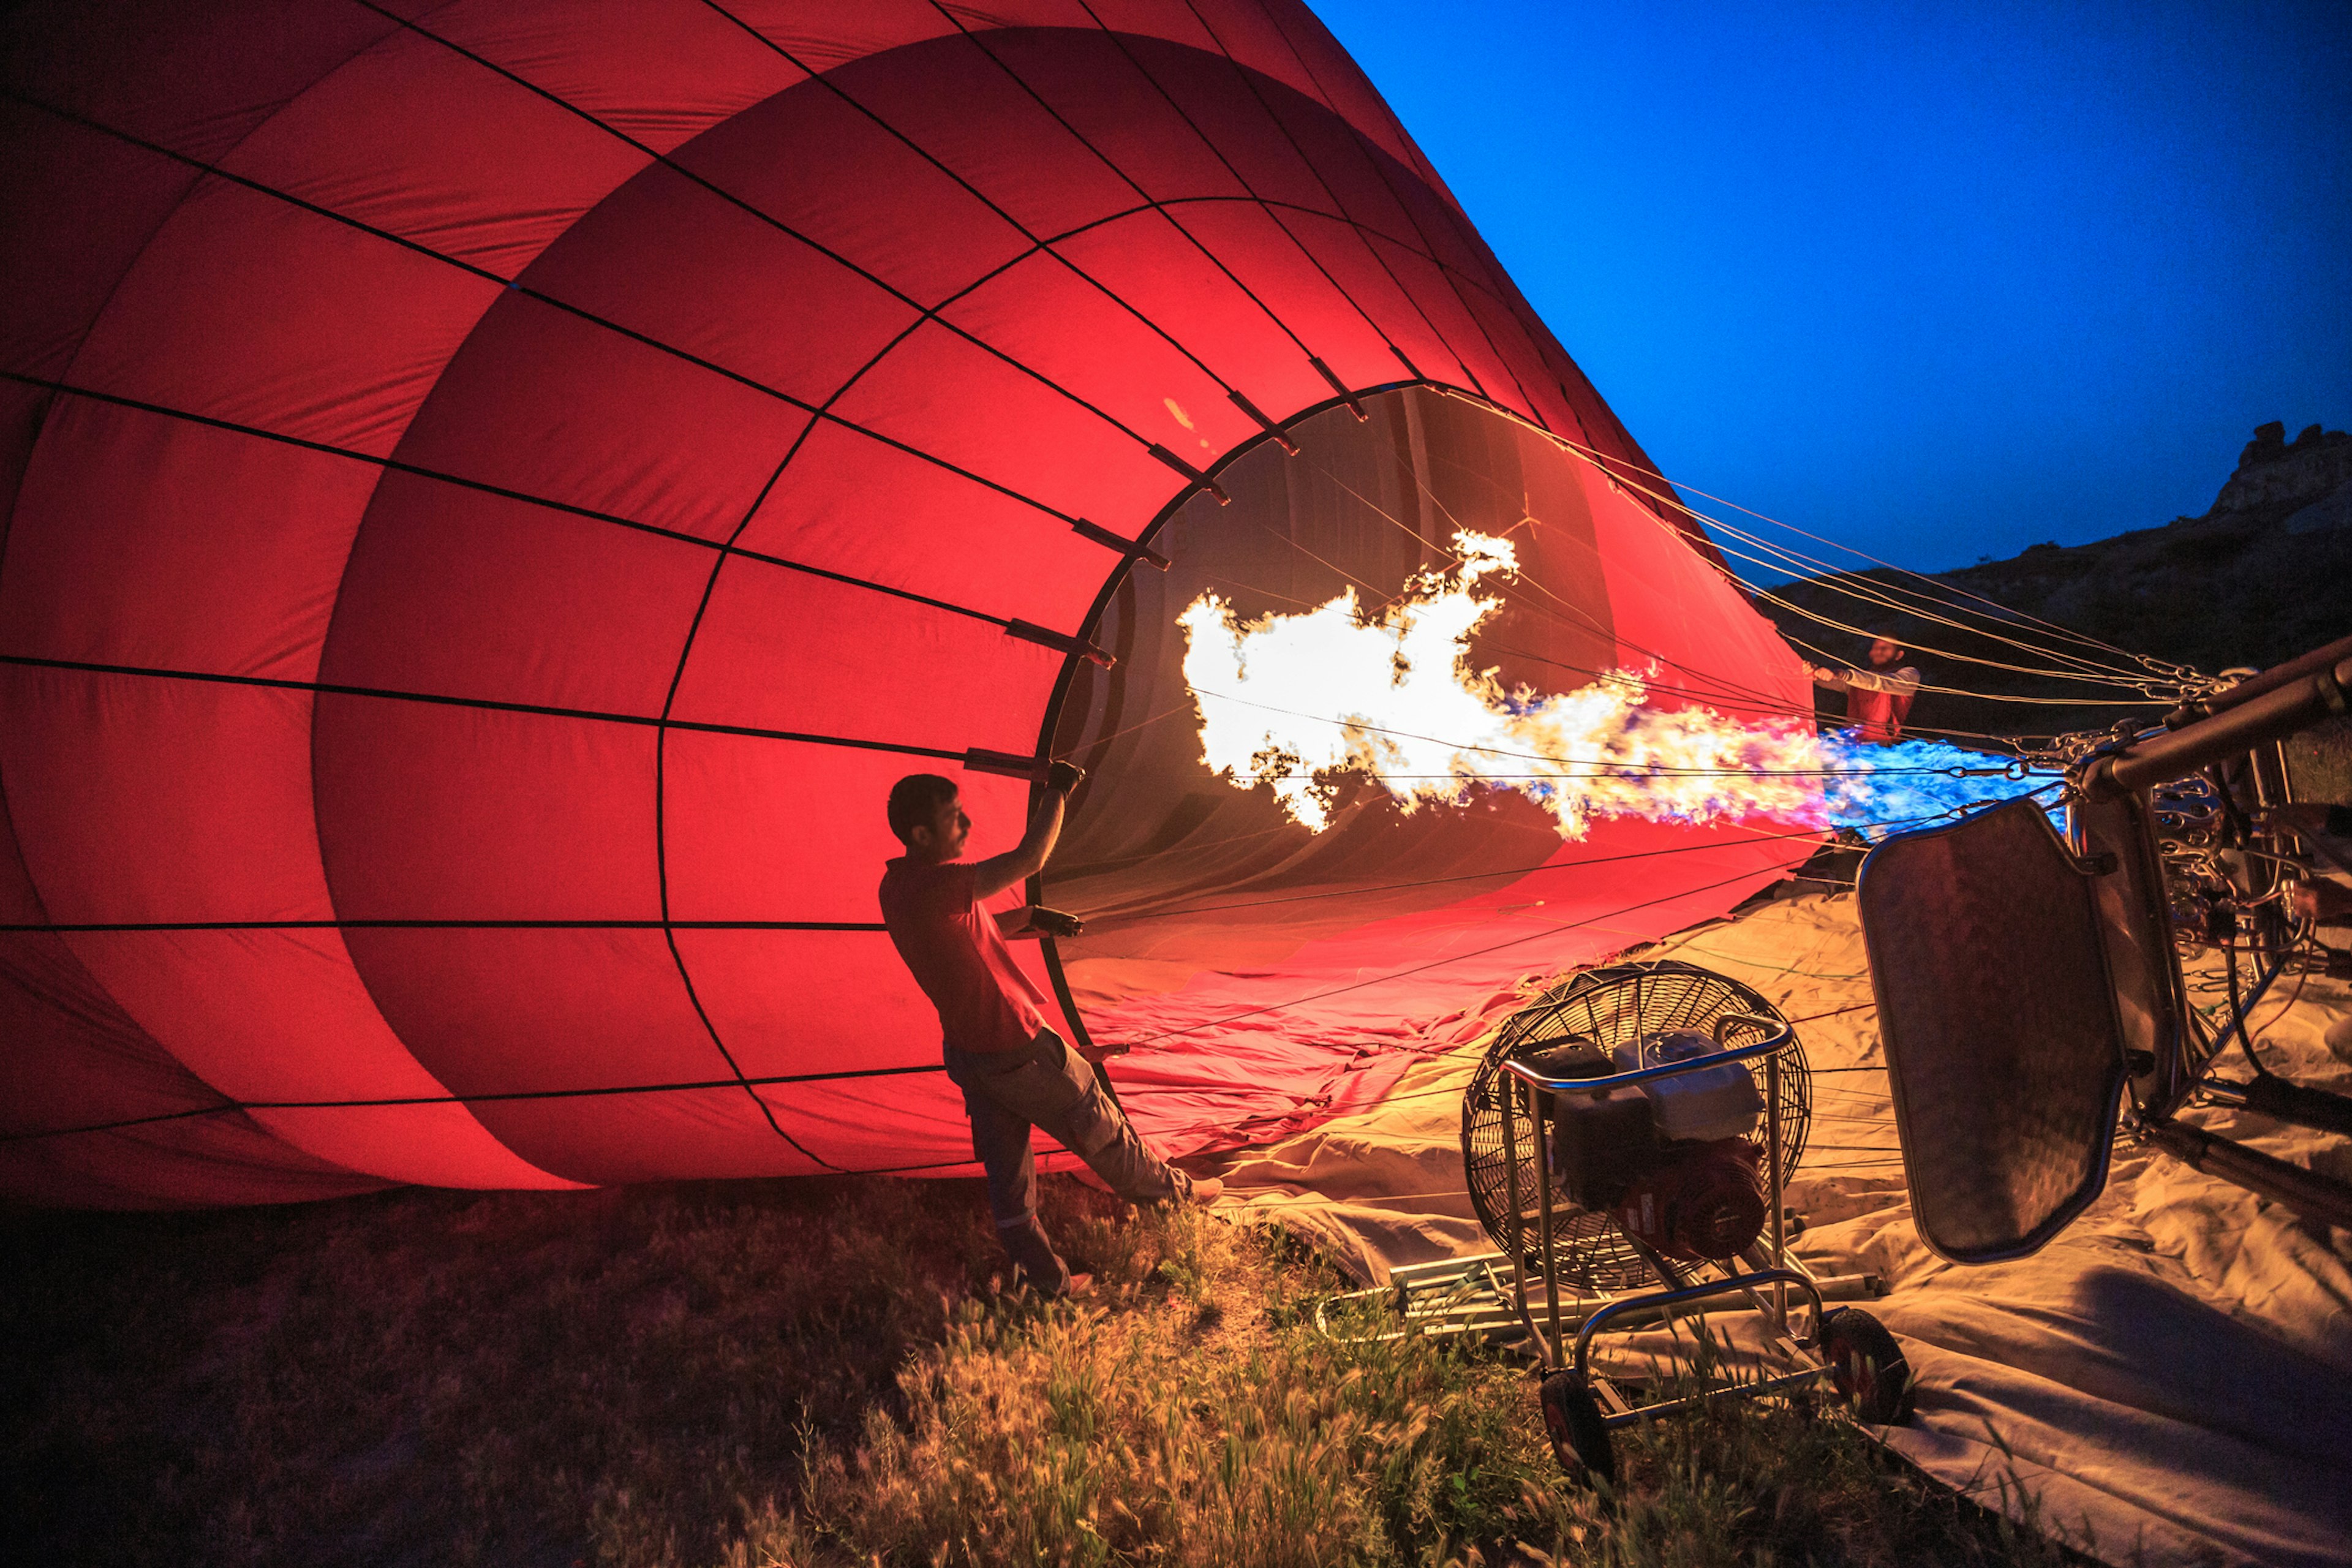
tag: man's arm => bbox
[1839,665,1920,698]
[973,761,1085,901]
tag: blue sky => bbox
[1313,1,2352,574]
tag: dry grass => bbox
[3,1175,2076,1567]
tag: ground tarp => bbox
[1204,889,2352,1568]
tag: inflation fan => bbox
[1319,958,1912,1483]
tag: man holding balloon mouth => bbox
[880,762,1220,1298]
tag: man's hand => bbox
[1075,1038,1130,1063]
[1046,760,1085,796]
[1030,906,1085,939]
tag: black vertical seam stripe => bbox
[642,311,937,1167]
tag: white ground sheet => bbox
[1202,891,2352,1568]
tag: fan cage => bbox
[1461,960,1812,1292]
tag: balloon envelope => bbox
[0,0,1810,1205]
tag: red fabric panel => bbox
[0,399,377,682]
[243,1104,579,1191]
[711,0,955,74]
[1362,230,1521,407]
[463,1087,815,1185]
[658,736,1032,925]
[311,698,660,922]
[673,929,940,1080]
[1083,0,1219,48]
[1119,31,1346,218]
[325,471,711,717]
[67,178,500,457]
[758,1071,975,1172]
[61,928,571,1189]
[0,793,384,1208]
[0,0,397,163]
[669,53,1031,305]
[833,33,1140,242]
[1243,52,1419,257]
[1175,1,1362,145]
[936,251,1253,458]
[521,162,919,406]
[1225,0,1430,179]
[1354,113,1488,282]
[333,928,810,1183]
[832,320,1174,523]
[218,24,647,279]
[415,0,803,156]
[1275,208,1476,387]
[390,292,812,545]
[1448,283,1550,427]
[735,420,1111,627]
[0,929,228,1142]
[0,669,333,925]
[974,28,1250,205]
[1053,213,1329,421]
[0,104,199,379]
[337,927,727,1096]
[0,382,51,619]
[667,564,1058,753]
[1159,201,1399,394]
[0,1115,386,1210]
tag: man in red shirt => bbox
[1809,633,1921,744]
[879,764,1218,1297]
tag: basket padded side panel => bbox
[1857,797,2125,1263]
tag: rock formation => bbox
[2210,420,2352,521]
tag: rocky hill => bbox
[1757,420,2352,747]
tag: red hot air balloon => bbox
[0,0,1812,1207]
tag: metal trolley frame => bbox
[1491,1014,1910,1481]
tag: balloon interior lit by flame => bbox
[1179,531,2046,837]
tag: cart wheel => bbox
[1819,1308,1914,1424]
[1537,1370,1616,1485]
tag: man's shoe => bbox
[1057,1272,1096,1299]
[1185,1177,1223,1205]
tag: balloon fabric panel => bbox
[0,1,1800,1205]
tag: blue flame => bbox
[1811,733,2060,839]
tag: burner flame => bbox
[1178,530,2039,837]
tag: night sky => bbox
[1314,0,2352,576]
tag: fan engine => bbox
[1463,961,1811,1289]
[1534,1032,1769,1261]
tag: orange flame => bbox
[1178,531,1833,837]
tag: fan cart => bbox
[1463,960,1911,1483]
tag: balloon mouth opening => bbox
[1035,385,1643,1025]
